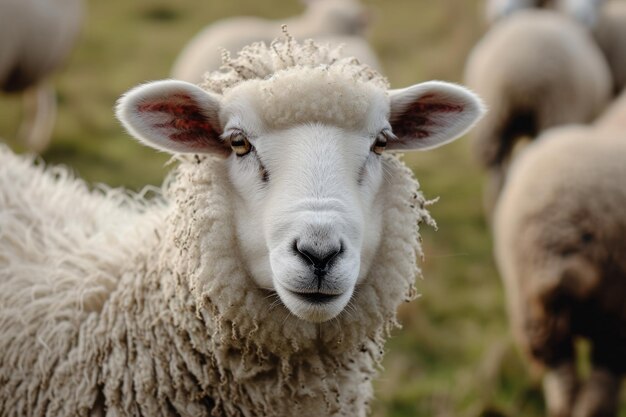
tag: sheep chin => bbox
[274,283,353,323]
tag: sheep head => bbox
[117,37,485,323]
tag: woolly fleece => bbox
[0,110,431,417]
[494,126,626,367]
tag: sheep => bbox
[493,92,626,417]
[171,0,380,85]
[486,0,626,95]
[0,34,485,416]
[0,0,84,153]
[594,0,626,94]
[464,9,612,217]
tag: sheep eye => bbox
[229,131,252,157]
[371,129,394,155]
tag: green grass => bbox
[0,1,623,416]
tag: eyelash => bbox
[228,129,252,157]
[227,129,269,182]
[371,129,395,155]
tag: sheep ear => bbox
[387,81,486,151]
[116,80,229,156]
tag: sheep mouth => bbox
[288,290,341,304]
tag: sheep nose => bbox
[294,240,342,272]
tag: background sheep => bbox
[0,35,485,416]
[464,9,612,217]
[594,0,626,94]
[171,0,380,84]
[486,0,626,95]
[493,93,626,417]
[0,0,84,152]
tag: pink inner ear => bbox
[137,94,218,149]
[394,94,465,139]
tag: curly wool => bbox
[0,144,433,416]
[494,126,626,365]
[202,28,387,95]
[200,30,388,132]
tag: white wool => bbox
[0,143,432,416]
[232,66,387,131]
[493,121,626,416]
[202,32,387,96]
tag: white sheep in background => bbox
[486,0,626,95]
[0,34,485,416]
[494,92,626,417]
[171,0,381,84]
[0,0,84,153]
[464,9,611,217]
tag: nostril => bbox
[294,240,342,270]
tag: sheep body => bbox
[171,0,379,84]
[465,9,611,214]
[0,0,83,152]
[494,97,626,416]
[0,144,427,416]
[485,0,626,95]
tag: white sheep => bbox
[464,9,612,216]
[0,34,485,416]
[171,0,380,85]
[0,0,83,152]
[493,92,626,417]
[486,0,626,95]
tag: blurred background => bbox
[0,0,623,416]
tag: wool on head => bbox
[202,29,389,132]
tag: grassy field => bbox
[1,0,623,416]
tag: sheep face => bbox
[116,78,485,322]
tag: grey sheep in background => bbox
[493,92,626,417]
[171,0,381,84]
[0,0,84,153]
[464,9,611,217]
